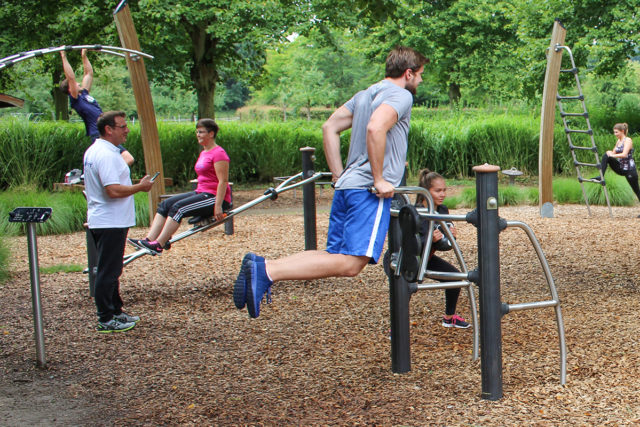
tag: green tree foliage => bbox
[0,0,121,118]
[336,0,521,106]
[509,0,640,98]
[253,31,380,117]
[135,0,304,119]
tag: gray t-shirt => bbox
[335,80,414,189]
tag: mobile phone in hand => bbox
[150,172,160,182]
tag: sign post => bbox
[9,207,52,368]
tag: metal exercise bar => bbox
[387,167,564,399]
[504,220,567,385]
[123,171,333,266]
[387,186,480,373]
[0,45,153,71]
[387,195,412,373]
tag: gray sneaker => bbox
[113,312,140,323]
[96,318,136,333]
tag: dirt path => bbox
[2,194,640,425]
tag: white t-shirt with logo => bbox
[83,138,135,228]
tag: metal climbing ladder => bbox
[555,44,612,217]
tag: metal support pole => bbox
[225,183,234,235]
[473,164,503,400]
[85,224,97,297]
[300,147,317,250]
[388,204,412,373]
[26,223,46,368]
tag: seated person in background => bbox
[60,48,134,166]
[128,118,231,254]
[384,168,470,329]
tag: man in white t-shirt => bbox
[83,111,155,333]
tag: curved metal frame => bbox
[388,186,480,361]
[0,45,153,71]
[504,220,567,385]
[386,186,566,385]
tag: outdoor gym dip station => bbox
[385,164,567,400]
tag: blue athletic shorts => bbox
[326,189,391,263]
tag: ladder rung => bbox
[568,145,597,152]
[560,68,578,74]
[560,112,588,118]
[578,177,605,185]
[565,128,593,135]
[557,94,584,101]
[574,161,599,167]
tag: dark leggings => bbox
[427,255,461,316]
[157,191,231,223]
[601,153,640,202]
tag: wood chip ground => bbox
[1,189,639,425]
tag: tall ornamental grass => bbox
[551,175,636,206]
[0,118,86,189]
[585,173,637,206]
[0,237,9,283]
[0,113,636,190]
[409,114,545,177]
[0,190,150,236]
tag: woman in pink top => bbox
[129,118,231,255]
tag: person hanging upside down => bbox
[128,118,231,254]
[596,123,640,210]
[60,48,134,166]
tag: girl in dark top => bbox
[416,168,470,328]
[598,122,640,206]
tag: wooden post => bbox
[538,19,566,218]
[113,0,164,220]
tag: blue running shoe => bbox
[233,253,264,309]
[245,260,273,318]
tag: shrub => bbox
[0,236,9,283]
[0,189,150,236]
[586,173,636,206]
[0,118,86,189]
[615,94,640,134]
[498,185,527,206]
[1,111,637,191]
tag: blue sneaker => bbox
[233,253,264,309]
[244,260,273,318]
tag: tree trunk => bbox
[194,81,216,119]
[51,68,68,120]
[448,82,461,106]
[186,22,219,119]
